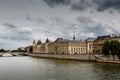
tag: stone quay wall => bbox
[26,53,96,61]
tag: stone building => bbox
[86,38,95,54]
[25,45,33,53]
[33,39,48,54]
[52,38,87,54]
[32,38,89,54]
[93,34,120,54]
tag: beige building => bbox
[86,38,95,54]
[93,34,120,54]
[25,45,33,53]
[33,40,47,53]
[53,38,87,54]
[32,38,90,54]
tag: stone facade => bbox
[86,38,95,54]
[32,38,92,54]
[25,45,33,53]
[93,34,120,54]
[54,38,87,54]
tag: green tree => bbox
[117,42,120,60]
[102,41,110,60]
[102,40,120,61]
[110,41,115,60]
[29,46,33,53]
[110,40,119,61]
[0,48,6,52]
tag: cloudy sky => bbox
[0,0,120,50]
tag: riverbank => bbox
[26,53,96,61]
[26,53,120,64]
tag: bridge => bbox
[0,52,27,57]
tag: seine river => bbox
[0,56,120,80]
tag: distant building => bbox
[86,38,95,54]
[32,38,88,54]
[17,47,25,51]
[93,34,120,54]
[52,38,87,54]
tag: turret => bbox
[33,40,36,45]
[37,40,42,45]
[46,38,50,43]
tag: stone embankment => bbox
[26,53,120,64]
[26,53,96,61]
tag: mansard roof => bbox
[95,34,120,41]
[54,38,85,43]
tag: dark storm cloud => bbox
[43,0,91,11]
[71,0,92,11]
[43,0,120,11]
[93,0,120,11]
[43,0,71,7]
[71,0,120,11]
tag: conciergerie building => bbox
[26,33,120,54]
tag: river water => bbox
[0,56,120,80]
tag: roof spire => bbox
[46,38,50,43]
[73,32,75,40]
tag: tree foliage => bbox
[29,46,33,53]
[0,49,7,52]
[102,40,120,60]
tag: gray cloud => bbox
[71,0,92,11]
[43,0,71,7]
[93,0,120,11]
[26,14,46,24]
[3,22,17,29]
[1,22,32,41]
[43,0,120,12]
[76,16,118,36]
[71,0,120,11]
[77,16,94,24]
[43,0,91,11]
[26,14,32,21]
